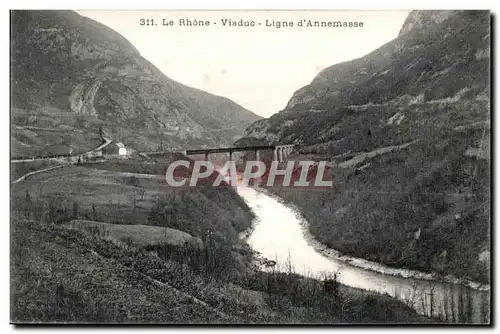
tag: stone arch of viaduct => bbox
[272,144,294,162]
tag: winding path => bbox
[10,136,113,184]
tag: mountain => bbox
[282,11,488,114]
[10,10,261,157]
[243,10,491,282]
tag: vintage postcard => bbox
[10,9,491,324]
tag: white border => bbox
[1,0,499,9]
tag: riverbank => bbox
[249,186,490,293]
[11,203,425,323]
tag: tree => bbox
[99,126,105,144]
[323,273,341,302]
[127,176,139,187]
[138,188,146,201]
[76,115,86,128]
[72,201,78,219]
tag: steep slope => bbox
[243,10,490,283]
[283,10,488,113]
[10,163,424,324]
[10,10,261,157]
[11,216,424,324]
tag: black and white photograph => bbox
[8,8,491,325]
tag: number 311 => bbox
[140,19,155,26]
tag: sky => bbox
[78,10,410,118]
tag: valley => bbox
[9,9,491,325]
[11,153,429,324]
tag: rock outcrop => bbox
[11,10,261,156]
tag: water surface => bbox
[238,186,490,323]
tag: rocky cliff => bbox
[11,10,261,157]
[243,10,491,283]
[246,10,489,143]
[282,10,488,115]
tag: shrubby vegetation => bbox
[11,200,425,323]
[11,157,488,323]
[267,102,490,284]
[242,11,490,287]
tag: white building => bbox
[116,142,129,158]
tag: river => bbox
[237,186,490,323]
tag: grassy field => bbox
[11,116,103,158]
[10,160,63,182]
[83,156,173,175]
[11,218,236,324]
[11,217,425,324]
[10,162,256,280]
[66,220,203,248]
[10,160,428,323]
[11,164,253,236]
